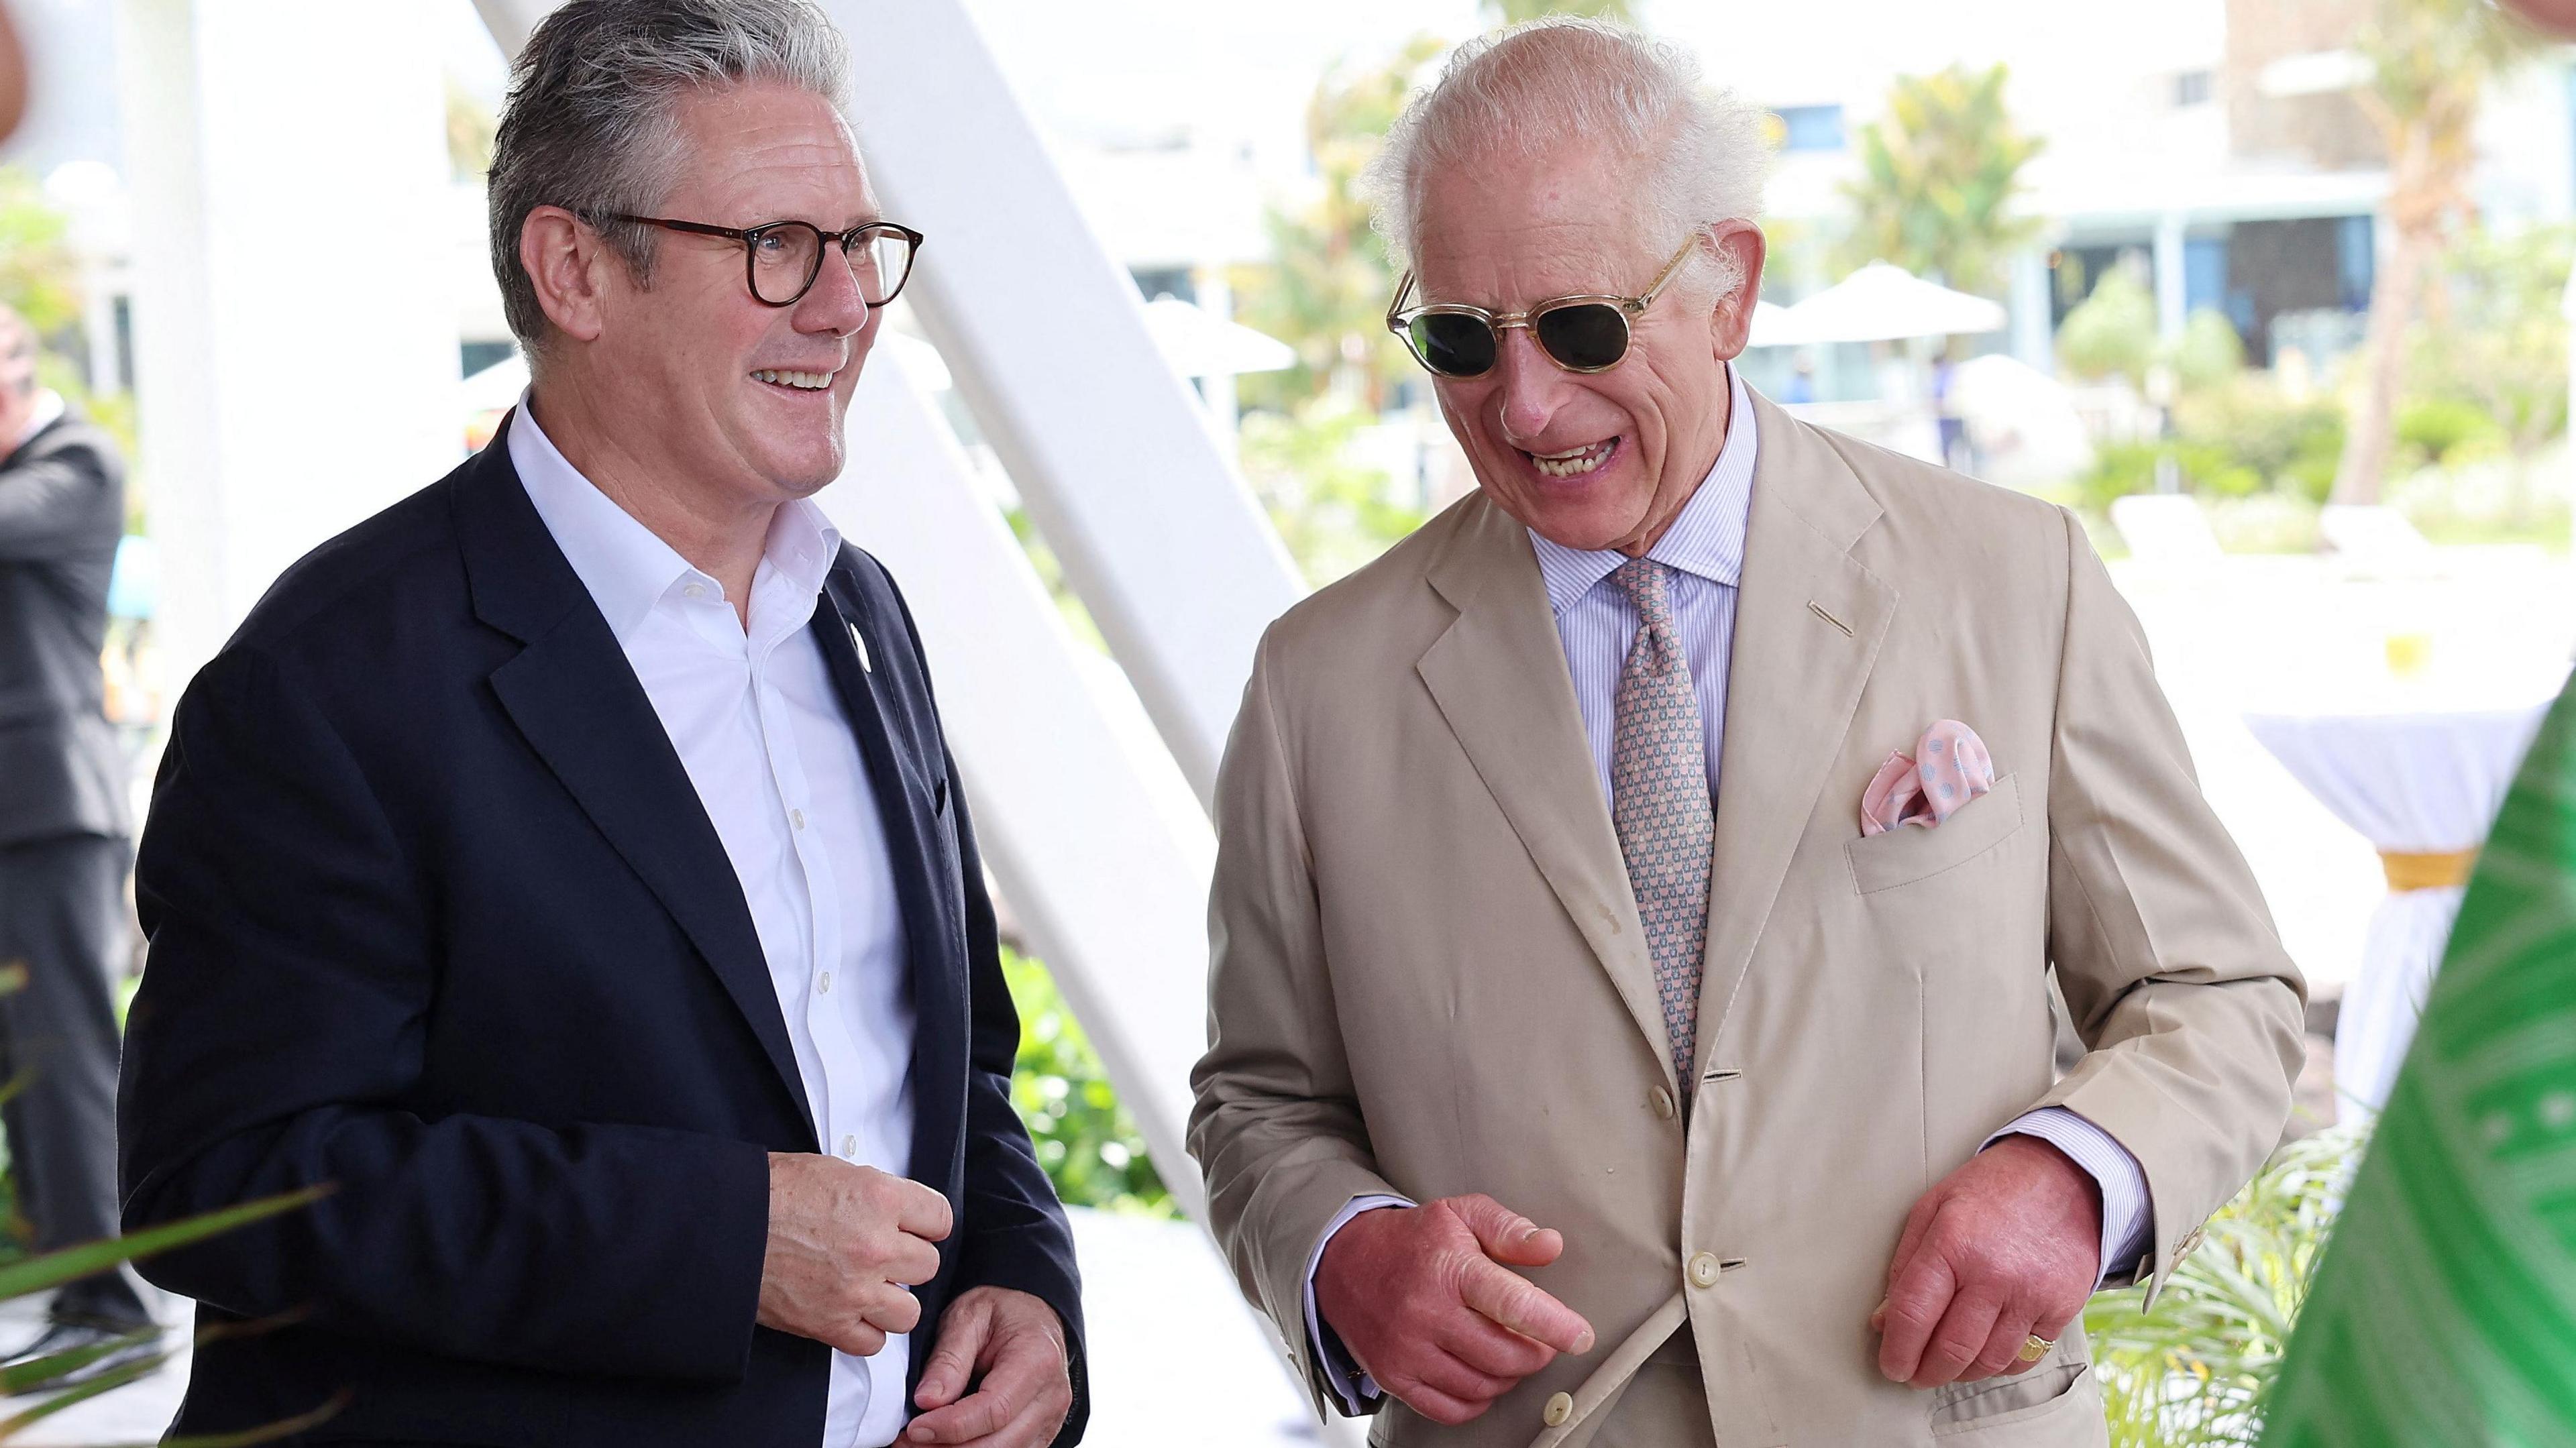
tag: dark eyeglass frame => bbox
[606,214,927,309]
[1384,236,1701,378]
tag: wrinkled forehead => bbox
[1407,140,1665,307]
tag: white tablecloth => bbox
[2242,703,2553,1113]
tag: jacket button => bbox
[1543,1391,1573,1427]
[1688,1252,1722,1288]
[1650,1087,1676,1121]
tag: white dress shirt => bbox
[1306,367,2151,1410]
[512,399,918,1448]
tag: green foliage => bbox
[446,78,497,180]
[1837,64,2045,298]
[2171,309,2244,394]
[1232,36,1444,414]
[0,169,78,337]
[1237,395,1428,585]
[2394,396,2504,465]
[1481,0,1635,20]
[2057,268,2157,387]
[2408,223,2571,459]
[2086,1126,2363,1447]
[2171,378,2347,505]
[1003,948,1175,1219]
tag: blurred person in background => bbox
[0,304,158,1376]
[114,3,1083,1444]
[1190,18,2304,1447]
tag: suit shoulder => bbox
[1257,492,1476,672]
[225,467,469,657]
[1796,422,2077,586]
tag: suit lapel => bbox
[1418,499,1673,1074]
[813,567,965,1190]
[1691,394,1896,1073]
[456,423,816,1146]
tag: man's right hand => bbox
[1314,1194,1595,1425]
[759,1153,952,1357]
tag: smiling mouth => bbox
[1524,437,1619,478]
[751,368,837,392]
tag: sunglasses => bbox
[1384,237,1701,379]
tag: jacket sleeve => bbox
[2036,505,2308,1304]
[1187,628,1399,1420]
[119,645,773,1383]
[0,431,117,563]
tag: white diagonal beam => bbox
[826,0,1306,803]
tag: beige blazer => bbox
[1187,394,2307,1448]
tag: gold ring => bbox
[2017,1335,2053,1364]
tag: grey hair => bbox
[486,0,851,359]
[1362,18,1770,297]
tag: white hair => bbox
[1362,18,1770,296]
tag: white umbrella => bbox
[1768,263,2008,346]
[1746,300,1797,349]
[1141,295,1297,378]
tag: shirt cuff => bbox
[1983,1107,2154,1290]
[1303,1193,1413,1414]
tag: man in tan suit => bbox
[1188,19,2305,1448]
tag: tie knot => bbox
[1609,557,1676,627]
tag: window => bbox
[1774,105,1846,154]
[2174,70,2212,107]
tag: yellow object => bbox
[2381,848,2478,892]
[2018,1335,2054,1364]
[2385,632,2434,679]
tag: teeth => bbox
[751,369,835,390]
[1532,440,1614,478]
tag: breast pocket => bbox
[1843,773,2025,895]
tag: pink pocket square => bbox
[1861,720,1996,837]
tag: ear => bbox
[1705,220,1768,361]
[520,205,617,347]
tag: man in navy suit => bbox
[116,3,1083,1444]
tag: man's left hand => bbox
[907,1286,1073,1447]
[1870,1135,2102,1390]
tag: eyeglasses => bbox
[1385,237,1701,378]
[607,215,926,308]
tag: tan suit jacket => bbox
[1187,394,2306,1447]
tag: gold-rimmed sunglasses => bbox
[1385,236,1701,378]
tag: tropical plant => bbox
[1837,64,2046,298]
[1236,395,1428,586]
[2057,268,2158,388]
[1230,36,1444,415]
[2407,221,2572,464]
[1003,949,1173,1219]
[2085,1125,2364,1447]
[2332,0,2542,504]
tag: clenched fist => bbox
[1315,1194,1595,1425]
[759,1153,952,1357]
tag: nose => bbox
[1493,325,1574,443]
[793,239,873,339]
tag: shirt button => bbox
[684,583,704,599]
[790,808,806,831]
[1650,1087,1676,1121]
[817,971,833,995]
[1688,1252,1722,1288]
[841,1135,857,1158]
[1542,1392,1573,1428]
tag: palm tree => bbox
[1836,64,2045,299]
[2332,0,2538,505]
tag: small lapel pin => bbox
[847,620,873,673]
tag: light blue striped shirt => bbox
[1305,368,2152,1414]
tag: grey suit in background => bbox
[0,400,147,1326]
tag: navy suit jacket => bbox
[118,418,1085,1445]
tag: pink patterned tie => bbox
[1607,559,1713,1090]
